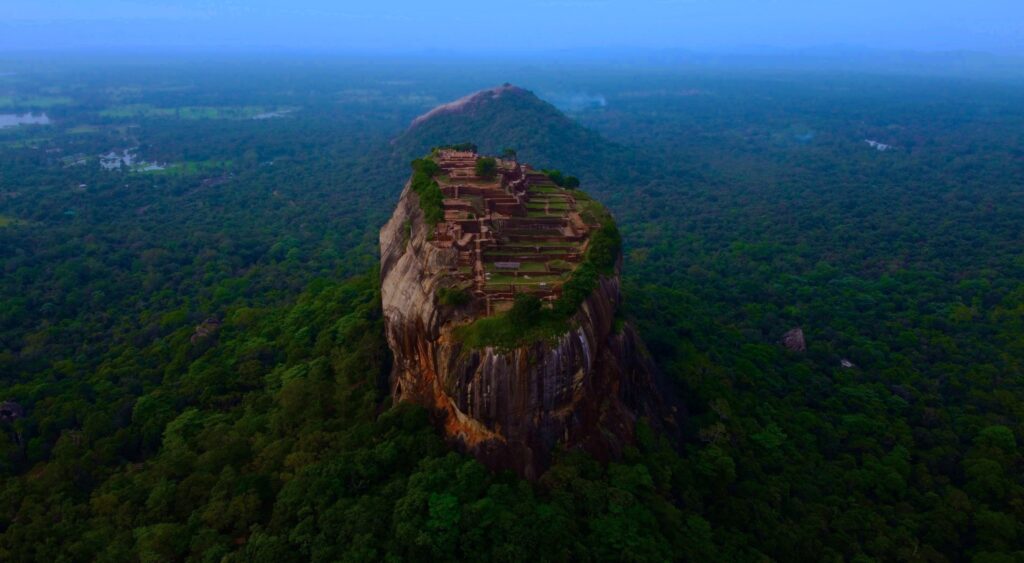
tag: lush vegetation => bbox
[391,82,633,184]
[410,157,444,225]
[543,169,580,189]
[0,273,706,561]
[436,286,471,307]
[474,156,497,179]
[1,57,1023,560]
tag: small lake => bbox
[0,113,51,128]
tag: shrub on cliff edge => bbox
[411,158,444,225]
[437,287,471,307]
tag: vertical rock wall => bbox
[380,182,676,478]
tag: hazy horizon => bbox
[3,0,1022,56]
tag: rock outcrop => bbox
[407,84,524,131]
[380,151,677,478]
[190,317,222,345]
[781,327,806,352]
[0,401,24,424]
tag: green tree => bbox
[508,293,542,328]
[475,157,497,180]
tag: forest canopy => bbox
[0,58,1022,560]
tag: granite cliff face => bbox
[380,151,676,478]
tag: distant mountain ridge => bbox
[392,83,647,189]
[406,83,527,130]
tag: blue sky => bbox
[2,0,1022,54]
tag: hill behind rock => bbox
[392,84,647,190]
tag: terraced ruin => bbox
[381,144,672,478]
[429,149,597,315]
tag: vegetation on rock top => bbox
[454,193,621,350]
[474,156,497,180]
[410,157,444,225]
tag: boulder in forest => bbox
[190,317,222,344]
[0,401,24,423]
[781,328,806,352]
